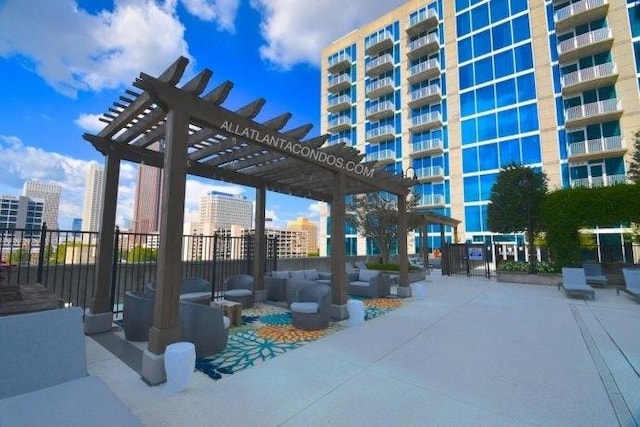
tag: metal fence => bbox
[441,243,491,279]
[1,225,277,314]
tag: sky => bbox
[0,0,409,230]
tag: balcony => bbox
[406,8,439,36]
[407,84,441,109]
[366,100,395,121]
[327,116,352,133]
[329,137,352,146]
[407,58,441,84]
[365,31,394,56]
[365,77,395,99]
[327,95,352,113]
[416,194,446,208]
[564,98,622,128]
[365,149,396,165]
[409,111,442,132]
[570,174,628,188]
[327,52,352,74]
[365,54,394,77]
[568,136,625,161]
[561,62,618,95]
[366,125,396,143]
[557,27,613,63]
[415,166,445,182]
[407,33,440,60]
[327,73,352,93]
[410,138,443,157]
[554,0,609,33]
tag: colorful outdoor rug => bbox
[195,296,404,381]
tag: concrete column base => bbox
[141,349,166,386]
[396,286,412,298]
[84,311,114,335]
[254,289,266,302]
[330,303,349,321]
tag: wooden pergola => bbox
[82,56,415,384]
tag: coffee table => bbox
[212,299,242,326]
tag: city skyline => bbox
[0,0,408,230]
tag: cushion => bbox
[223,316,231,329]
[290,302,319,314]
[179,292,211,303]
[350,281,370,288]
[359,269,380,281]
[303,269,320,280]
[272,271,289,279]
[289,270,306,280]
[225,289,251,297]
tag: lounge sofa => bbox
[0,307,140,426]
[348,269,391,298]
[265,269,332,305]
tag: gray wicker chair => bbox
[290,284,331,330]
[180,277,212,304]
[123,291,154,342]
[179,301,229,358]
[223,274,255,308]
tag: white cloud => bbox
[75,113,105,133]
[0,0,240,97]
[250,0,407,69]
[307,201,322,218]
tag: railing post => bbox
[109,226,120,313]
[36,222,47,284]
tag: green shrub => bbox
[536,260,560,273]
[497,261,529,272]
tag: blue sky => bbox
[0,0,405,229]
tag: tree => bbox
[126,245,158,263]
[346,191,420,265]
[487,164,548,272]
[628,130,640,184]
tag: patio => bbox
[86,270,640,426]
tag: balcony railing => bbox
[416,194,446,207]
[365,77,395,98]
[327,74,352,93]
[557,27,613,62]
[365,31,394,55]
[415,166,444,181]
[407,33,439,59]
[329,137,352,146]
[409,111,442,132]
[366,100,395,120]
[327,94,352,113]
[407,8,439,35]
[408,84,441,108]
[365,53,394,76]
[411,138,443,156]
[564,98,622,127]
[568,135,624,158]
[571,174,627,188]
[366,125,396,143]
[407,58,441,83]
[554,0,609,32]
[327,116,352,132]
[327,51,352,74]
[365,149,396,164]
[561,62,617,94]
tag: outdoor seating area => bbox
[559,267,596,300]
[619,267,640,303]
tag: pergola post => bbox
[396,195,411,297]
[330,171,348,320]
[85,153,121,334]
[142,109,189,385]
[253,185,267,301]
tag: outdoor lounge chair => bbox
[223,274,255,308]
[123,291,154,341]
[348,269,392,298]
[290,284,331,330]
[618,268,640,303]
[559,268,595,300]
[582,263,608,287]
[179,301,230,357]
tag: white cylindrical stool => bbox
[414,284,426,300]
[347,299,365,327]
[164,342,196,393]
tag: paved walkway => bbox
[86,271,640,426]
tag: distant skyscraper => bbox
[133,141,163,234]
[286,217,319,255]
[23,180,61,230]
[71,218,82,232]
[199,191,253,235]
[82,163,104,232]
[0,195,43,238]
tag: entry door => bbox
[589,163,604,187]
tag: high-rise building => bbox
[82,163,104,232]
[132,141,163,234]
[320,0,640,256]
[199,191,253,235]
[286,217,319,255]
[0,195,44,238]
[22,181,61,230]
